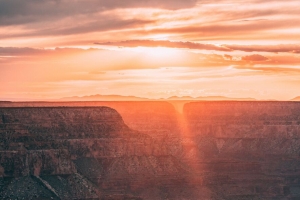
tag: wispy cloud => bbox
[96,40,231,51]
[241,54,269,62]
[224,44,300,53]
[96,40,300,54]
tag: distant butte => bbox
[167,95,256,101]
[60,94,150,101]
[58,94,256,102]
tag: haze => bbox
[1,0,300,100]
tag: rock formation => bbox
[0,101,300,199]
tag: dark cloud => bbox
[0,1,155,39]
[95,0,198,10]
[242,54,269,62]
[223,54,232,60]
[96,40,232,51]
[224,44,300,54]
[0,0,198,25]
[0,47,99,56]
[0,19,152,38]
[0,47,45,55]
[1,0,299,42]
[50,19,151,36]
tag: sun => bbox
[131,47,182,59]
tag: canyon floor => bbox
[1,101,300,200]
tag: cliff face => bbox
[0,101,181,138]
[1,102,300,199]
[0,107,138,199]
[182,102,300,199]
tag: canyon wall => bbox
[182,102,300,200]
[0,101,300,199]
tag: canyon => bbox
[0,101,300,199]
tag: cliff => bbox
[0,107,143,199]
[1,102,300,199]
[0,101,180,138]
[182,101,300,199]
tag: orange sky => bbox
[1,0,300,100]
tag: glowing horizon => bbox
[1,0,300,101]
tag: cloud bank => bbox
[96,40,300,54]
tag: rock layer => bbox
[0,101,300,199]
[183,101,300,200]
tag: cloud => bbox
[0,47,99,56]
[0,47,45,56]
[223,54,232,60]
[242,54,269,62]
[124,12,300,38]
[0,17,153,39]
[0,0,196,40]
[2,46,300,68]
[96,0,199,10]
[35,19,152,37]
[96,40,232,51]
[96,40,300,54]
[0,0,198,26]
[224,44,300,54]
[1,0,300,45]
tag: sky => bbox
[1,0,300,100]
